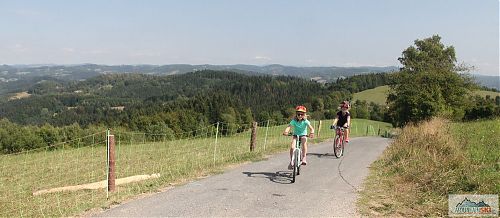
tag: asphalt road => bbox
[96,137,390,217]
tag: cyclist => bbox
[283,105,315,169]
[331,101,351,143]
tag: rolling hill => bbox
[353,85,499,105]
[0,64,397,95]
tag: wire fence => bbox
[0,119,391,217]
[0,131,107,217]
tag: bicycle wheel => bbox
[333,135,343,158]
[340,137,345,157]
[296,149,301,176]
[292,150,298,183]
[332,135,338,153]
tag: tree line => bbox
[0,71,393,153]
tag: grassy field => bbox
[353,85,390,105]
[1,119,391,217]
[353,85,499,105]
[357,118,499,216]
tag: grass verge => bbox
[357,118,499,216]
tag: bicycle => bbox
[331,126,348,158]
[287,133,306,183]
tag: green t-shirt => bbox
[290,119,310,136]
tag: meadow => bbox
[1,119,391,217]
[352,85,499,105]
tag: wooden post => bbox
[378,127,381,136]
[250,121,257,151]
[107,130,116,197]
[366,125,369,136]
[317,120,322,138]
[213,122,219,166]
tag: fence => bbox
[0,119,390,217]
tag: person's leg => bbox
[345,128,350,142]
[301,136,308,165]
[288,137,297,169]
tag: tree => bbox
[312,97,325,112]
[353,100,369,119]
[369,102,383,121]
[387,35,474,126]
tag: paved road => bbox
[96,137,390,217]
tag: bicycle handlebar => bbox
[284,132,313,138]
[330,125,349,130]
[285,133,305,136]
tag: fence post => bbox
[317,120,322,138]
[312,120,316,142]
[213,122,219,166]
[378,126,381,136]
[263,120,270,151]
[106,129,116,199]
[250,121,257,151]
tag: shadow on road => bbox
[242,171,292,184]
[307,152,336,158]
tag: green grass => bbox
[353,85,499,105]
[449,119,500,193]
[1,119,391,217]
[357,118,500,216]
[352,85,390,105]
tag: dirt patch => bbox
[8,91,31,100]
[33,173,160,196]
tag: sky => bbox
[0,0,498,76]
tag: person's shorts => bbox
[337,122,348,128]
[292,135,308,142]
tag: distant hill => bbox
[0,64,397,95]
[0,70,336,127]
[472,74,500,90]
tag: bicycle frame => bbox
[333,126,347,158]
[290,134,305,183]
[292,135,303,166]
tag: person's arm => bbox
[331,115,339,128]
[307,123,315,138]
[283,125,292,135]
[345,115,351,127]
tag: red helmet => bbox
[295,105,307,113]
[340,101,350,109]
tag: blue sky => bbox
[0,0,498,75]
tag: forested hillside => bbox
[0,64,398,96]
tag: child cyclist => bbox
[331,101,351,142]
[283,105,315,169]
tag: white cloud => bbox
[12,44,28,52]
[84,50,107,55]
[254,56,272,61]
